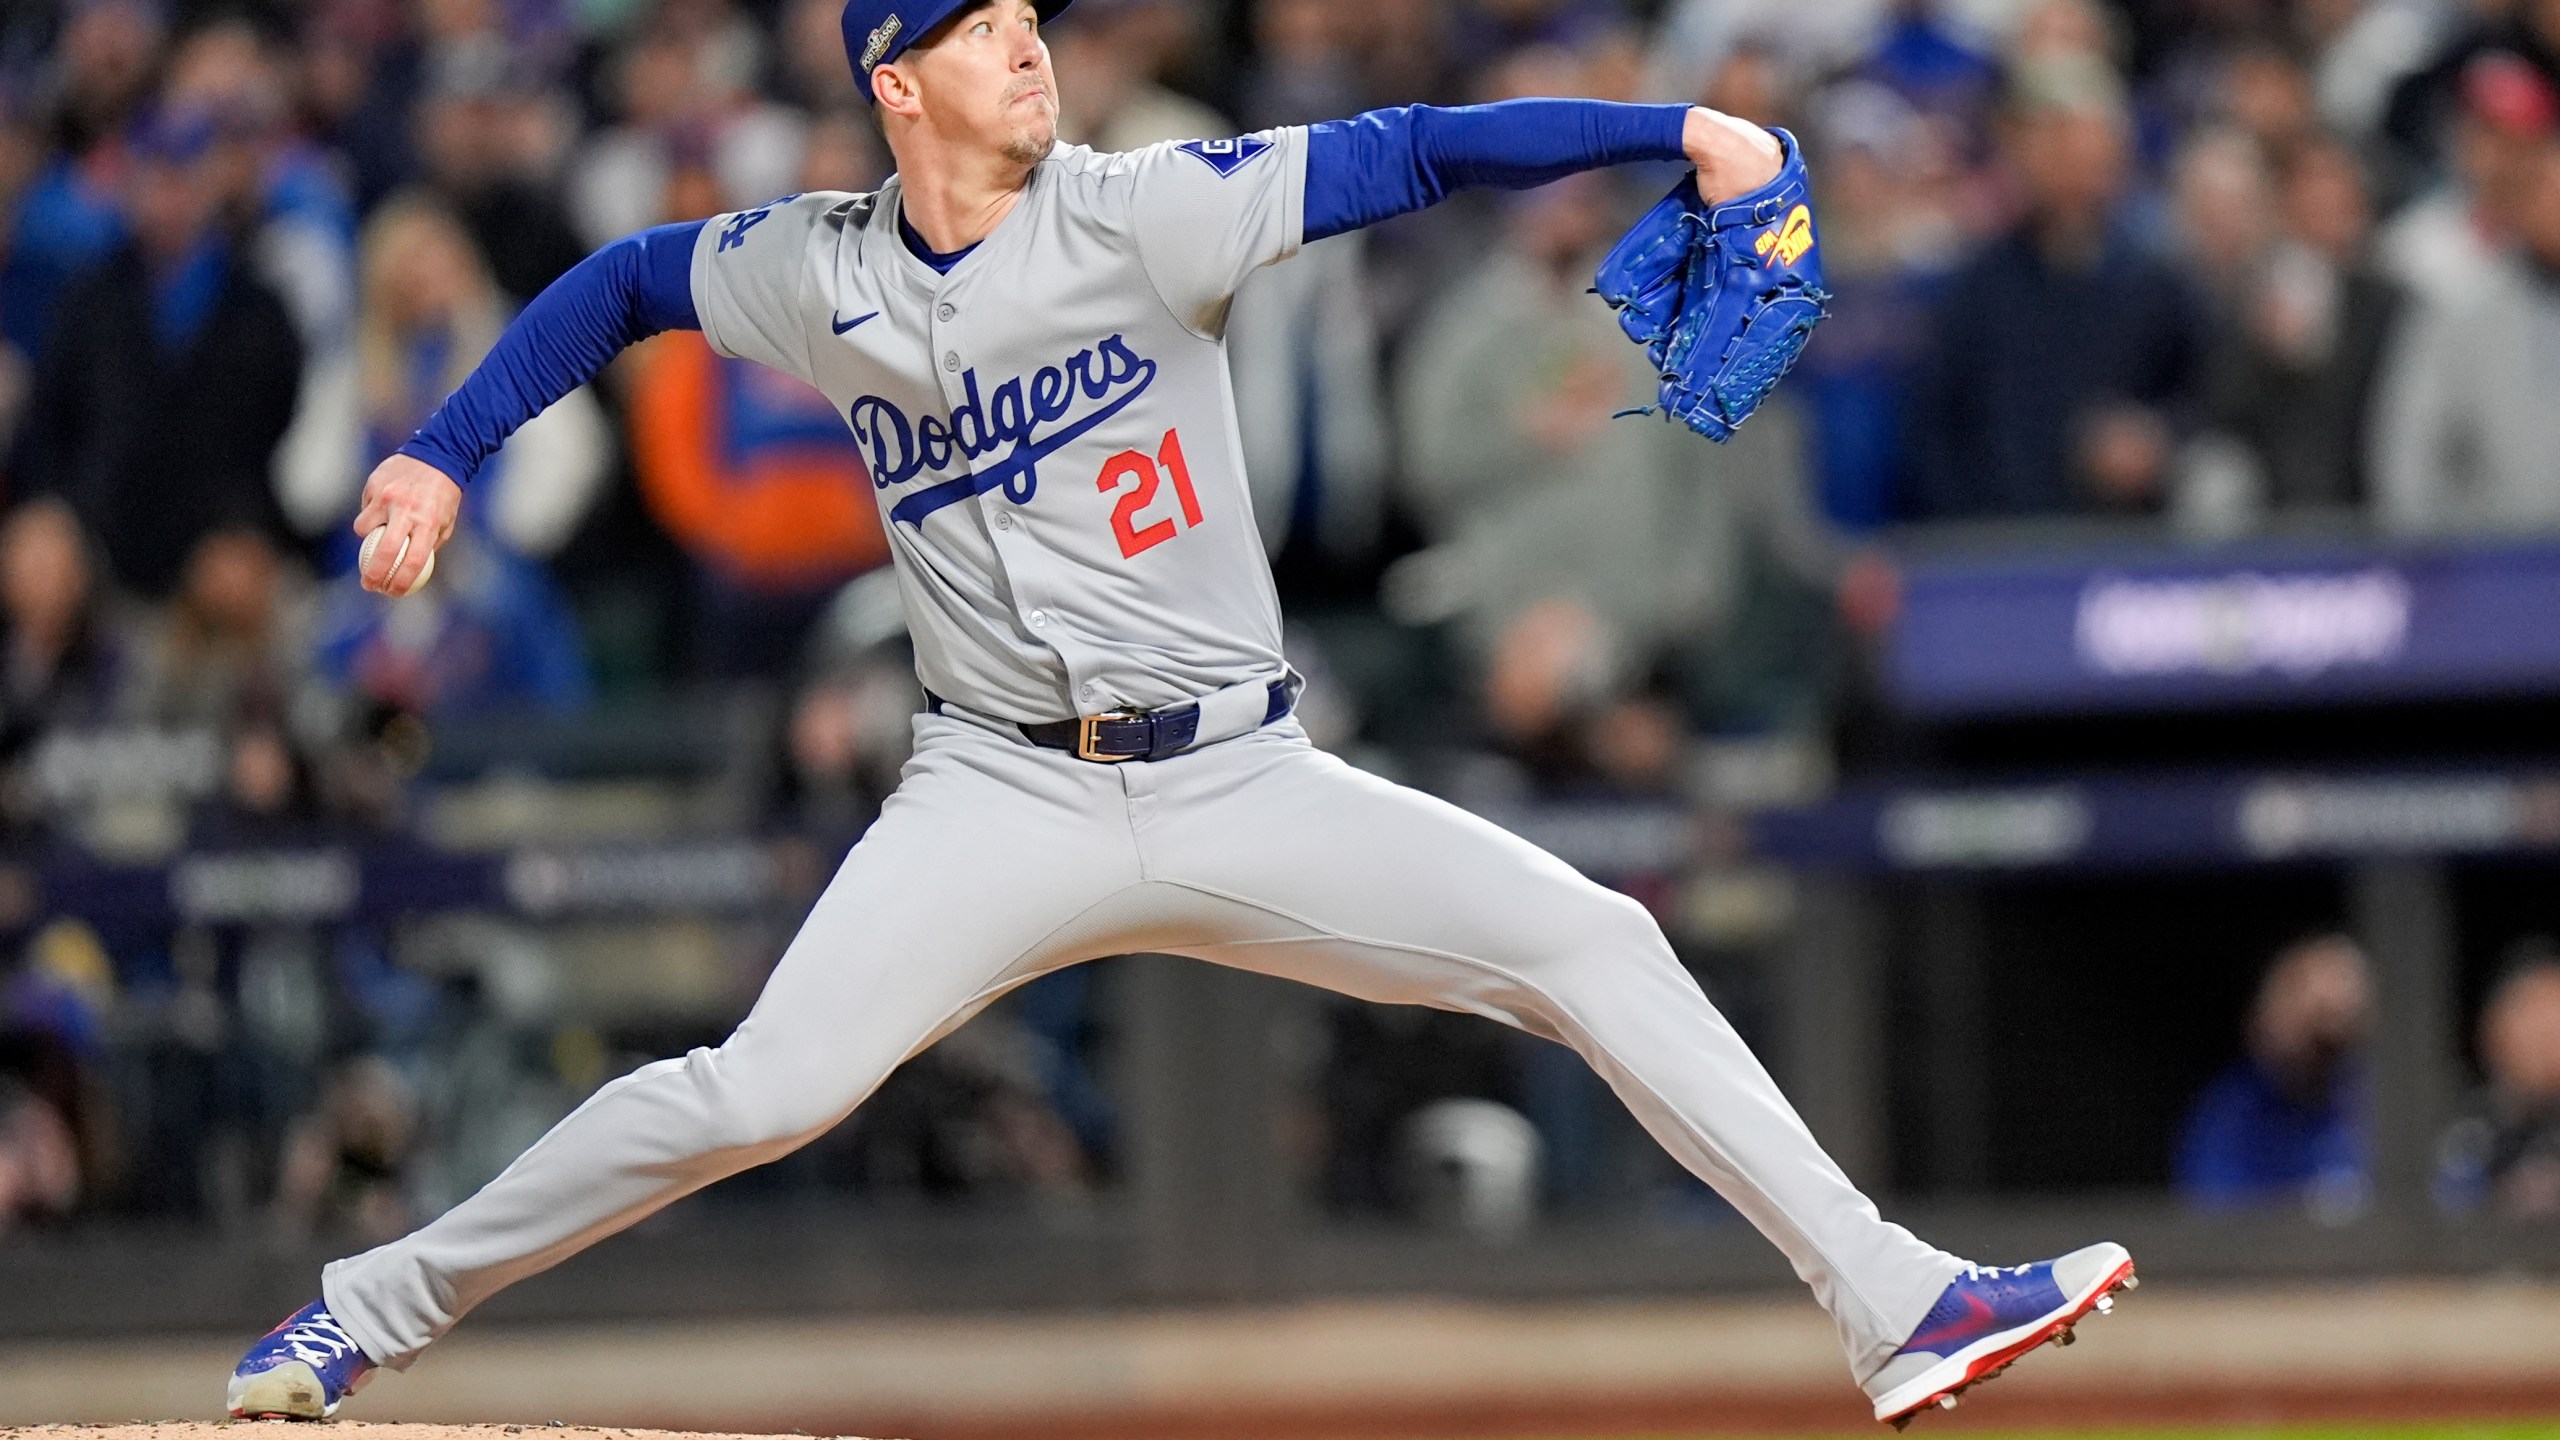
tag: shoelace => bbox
[277,1312,365,1370]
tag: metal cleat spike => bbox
[2122,1275,2139,1290]
[2093,1295,2113,1313]
[1938,1396,1959,1411]
[1892,1415,1914,1431]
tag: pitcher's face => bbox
[883,0,1058,166]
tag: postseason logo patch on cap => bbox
[860,13,903,71]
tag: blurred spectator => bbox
[2438,941,2560,1219]
[1794,81,1963,530]
[2378,51,2553,310]
[0,1073,79,1232]
[2303,0,2447,143]
[1051,0,1229,150]
[2209,41,2322,161]
[1362,0,1460,107]
[1906,56,2206,519]
[566,10,807,249]
[1395,175,1836,773]
[818,992,1098,1204]
[1226,227,1392,579]
[1,107,123,393]
[2,918,118,1207]
[626,320,888,678]
[0,500,122,796]
[2169,125,2277,320]
[302,192,598,720]
[115,525,341,844]
[1240,0,1368,127]
[2373,133,2560,535]
[1647,0,2012,115]
[784,572,920,833]
[122,528,310,732]
[2176,933,2372,1215]
[275,1051,417,1243]
[627,136,887,680]
[298,0,427,212]
[10,109,304,599]
[1857,1,1999,131]
[2382,0,2560,177]
[162,17,367,543]
[352,194,608,560]
[41,0,164,158]
[776,0,868,111]
[308,548,591,719]
[2201,133,2404,514]
[412,41,587,303]
[2004,0,2120,72]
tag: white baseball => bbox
[359,524,436,594]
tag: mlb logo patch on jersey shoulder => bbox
[1177,135,1272,178]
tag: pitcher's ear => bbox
[872,62,920,115]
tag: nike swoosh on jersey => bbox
[832,311,880,334]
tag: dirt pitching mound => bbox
[2,1414,880,1424]
[0,1428,884,1440]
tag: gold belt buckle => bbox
[1077,711,1146,762]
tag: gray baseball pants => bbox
[324,710,1962,1383]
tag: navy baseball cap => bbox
[842,0,1074,102]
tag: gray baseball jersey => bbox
[690,131,1308,722]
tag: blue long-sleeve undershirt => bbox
[403,102,1691,483]
[1303,100,1693,243]
[397,220,702,486]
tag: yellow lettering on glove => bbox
[1755,205,1815,267]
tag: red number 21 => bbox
[1098,428,1206,560]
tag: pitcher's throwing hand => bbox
[351,453,458,597]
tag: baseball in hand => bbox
[359,525,436,595]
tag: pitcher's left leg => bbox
[1141,729,1961,1384]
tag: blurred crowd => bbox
[8,0,2560,1239]
[2177,931,2560,1223]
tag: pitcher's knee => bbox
[687,1044,862,1154]
[1563,885,1677,962]
[1528,887,1692,998]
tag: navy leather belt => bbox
[928,671,1303,763]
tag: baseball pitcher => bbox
[227,0,2133,1424]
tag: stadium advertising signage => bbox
[1886,537,2560,716]
[1751,769,2560,872]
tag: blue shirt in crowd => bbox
[2175,1056,2368,1209]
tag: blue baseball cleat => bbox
[227,1299,376,1419]
[1867,1242,2136,1427]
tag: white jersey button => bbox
[937,303,956,320]
[995,512,1015,530]
[943,352,960,372]
[1028,609,1049,627]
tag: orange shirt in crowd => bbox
[626,331,890,592]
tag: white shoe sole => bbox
[1871,1244,2137,1427]
[227,1360,338,1420]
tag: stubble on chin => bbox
[999,82,1056,166]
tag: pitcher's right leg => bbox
[315,716,1142,1373]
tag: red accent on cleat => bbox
[1878,1260,2137,1427]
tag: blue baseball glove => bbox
[1592,127,1828,443]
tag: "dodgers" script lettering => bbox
[848,335,1158,526]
